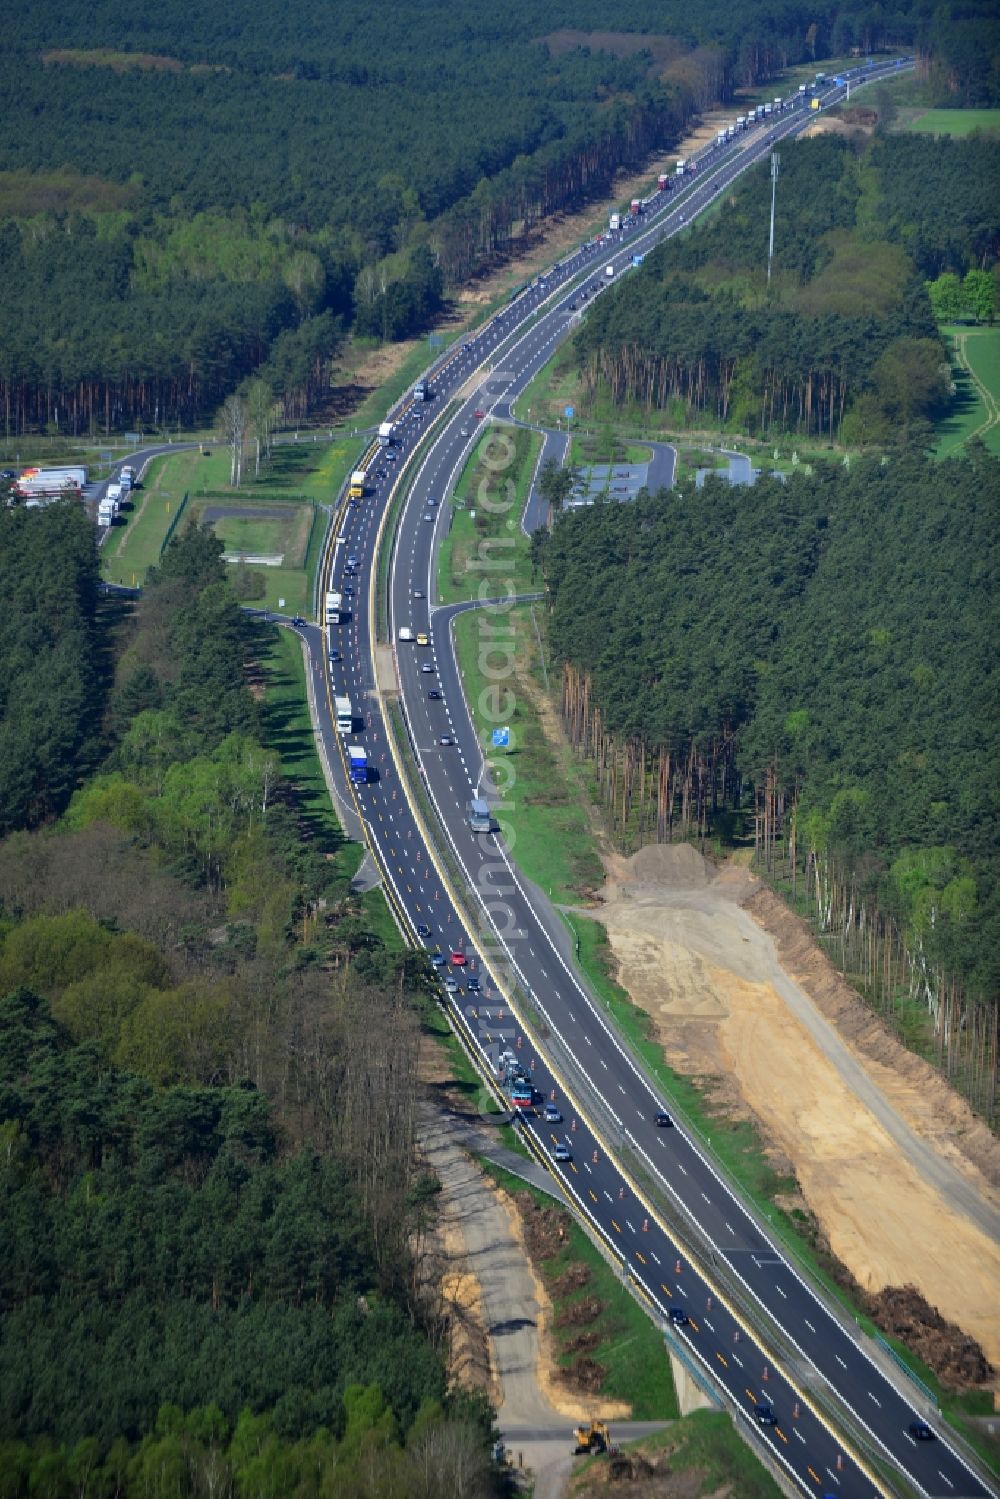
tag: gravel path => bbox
[420,1107,577,1496]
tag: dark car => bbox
[430,950,446,968]
[466,975,481,991]
[754,1404,777,1426]
[668,1307,688,1327]
[428,689,442,700]
[416,923,432,939]
[908,1421,935,1441]
[655,1110,674,1128]
[291,616,305,627]
[329,649,341,663]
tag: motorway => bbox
[296,60,992,1499]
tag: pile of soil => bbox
[516,1191,572,1260]
[866,1285,995,1389]
[578,1450,712,1496]
[570,1355,608,1392]
[564,1330,602,1356]
[553,1262,592,1296]
[838,104,878,129]
[622,843,712,890]
[555,1295,603,1329]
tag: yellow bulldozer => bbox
[572,1419,612,1455]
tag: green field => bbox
[257,624,411,946]
[102,446,215,586]
[259,626,352,863]
[906,109,1000,137]
[437,424,541,604]
[193,496,313,562]
[934,326,1000,457]
[569,434,651,467]
[451,604,603,902]
[102,439,354,611]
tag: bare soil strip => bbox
[594,847,1000,1377]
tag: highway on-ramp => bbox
[299,57,993,1499]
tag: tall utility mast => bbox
[767,152,780,285]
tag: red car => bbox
[450,949,468,966]
[473,409,485,420]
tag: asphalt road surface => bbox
[289,58,991,1499]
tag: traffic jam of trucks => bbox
[13,466,88,502]
[10,463,144,530]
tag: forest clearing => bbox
[591,844,1000,1376]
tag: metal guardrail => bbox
[357,52,997,1499]
[874,1337,939,1409]
[382,647,925,1497]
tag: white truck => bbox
[335,696,353,736]
[98,497,118,527]
[467,798,492,833]
[605,263,615,279]
[14,466,88,499]
[326,589,344,625]
[675,158,686,176]
[378,421,395,443]
[609,212,621,231]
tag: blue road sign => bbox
[492,727,511,748]
[564,406,575,420]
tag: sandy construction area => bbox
[592,846,1000,1375]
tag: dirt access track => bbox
[592,845,1000,1377]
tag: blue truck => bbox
[348,746,368,784]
